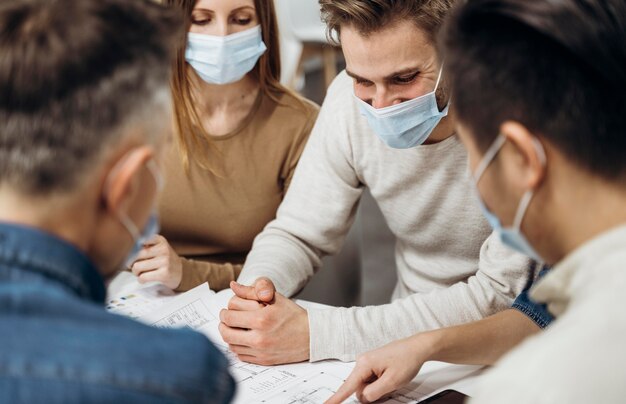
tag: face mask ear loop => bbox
[104,153,157,243]
[146,159,164,192]
[119,214,141,242]
[102,153,139,242]
[532,137,547,166]
[434,62,444,91]
[512,137,548,230]
[512,190,534,230]
[473,134,507,182]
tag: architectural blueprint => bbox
[122,283,482,403]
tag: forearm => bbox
[308,269,528,362]
[238,227,323,296]
[240,95,363,296]
[415,309,541,366]
[176,257,242,292]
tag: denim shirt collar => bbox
[0,222,106,303]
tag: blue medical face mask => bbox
[355,66,449,149]
[116,160,164,269]
[472,135,546,262]
[185,25,267,85]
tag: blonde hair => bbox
[320,0,456,45]
[163,0,295,171]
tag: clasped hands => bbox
[218,277,311,365]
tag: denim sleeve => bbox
[511,266,554,329]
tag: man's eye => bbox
[356,78,373,87]
[394,72,419,84]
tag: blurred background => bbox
[275,0,397,308]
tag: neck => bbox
[190,69,260,112]
[0,187,94,252]
[535,167,626,264]
[424,110,457,144]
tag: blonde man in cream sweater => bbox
[218,0,531,366]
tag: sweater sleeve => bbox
[175,257,243,292]
[307,233,532,362]
[238,79,364,296]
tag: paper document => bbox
[111,283,482,403]
[106,282,178,319]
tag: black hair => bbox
[442,0,626,180]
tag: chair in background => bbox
[275,0,341,91]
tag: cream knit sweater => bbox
[239,72,530,362]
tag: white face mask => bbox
[113,160,164,269]
[354,66,449,149]
[185,25,267,85]
[472,135,547,263]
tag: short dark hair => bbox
[0,0,183,195]
[442,0,626,180]
[320,0,456,44]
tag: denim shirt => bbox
[0,222,235,403]
[511,265,554,329]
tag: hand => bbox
[325,335,432,404]
[236,276,276,303]
[218,280,310,365]
[130,234,183,289]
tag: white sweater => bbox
[470,224,626,403]
[239,72,530,362]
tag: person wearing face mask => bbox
[327,0,626,402]
[217,0,535,367]
[0,0,234,402]
[127,0,319,293]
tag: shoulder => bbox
[475,304,626,403]
[324,70,353,96]
[315,71,366,136]
[258,89,319,148]
[266,89,319,123]
[0,288,234,402]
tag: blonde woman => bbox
[130,0,319,291]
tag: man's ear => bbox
[500,121,547,190]
[103,146,155,215]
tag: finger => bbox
[325,367,372,404]
[230,281,262,301]
[228,296,265,311]
[134,242,165,261]
[228,344,257,357]
[219,308,260,330]
[137,267,166,284]
[143,234,162,246]
[361,372,397,403]
[130,256,166,276]
[254,277,276,303]
[235,354,264,365]
[218,323,256,347]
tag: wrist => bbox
[408,330,442,362]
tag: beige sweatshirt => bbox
[238,72,531,362]
[471,224,626,403]
[159,90,319,292]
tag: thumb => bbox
[254,277,276,302]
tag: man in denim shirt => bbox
[0,0,234,402]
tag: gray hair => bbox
[0,0,183,195]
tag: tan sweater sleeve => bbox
[282,100,319,193]
[175,257,243,292]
